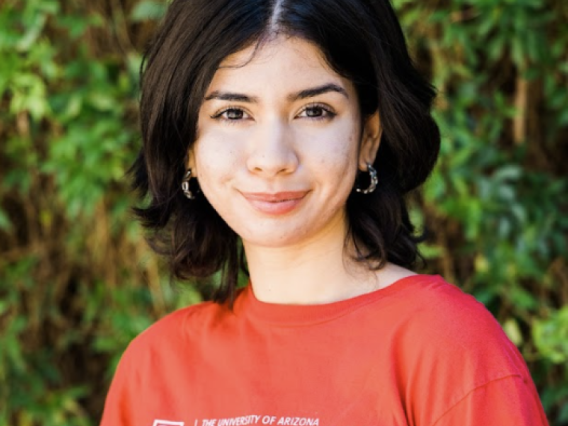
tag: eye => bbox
[298,104,336,120]
[211,107,250,121]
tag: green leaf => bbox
[533,307,568,364]
[130,1,168,22]
[0,209,12,231]
[503,317,524,346]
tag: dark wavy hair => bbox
[132,0,440,303]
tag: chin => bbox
[238,227,309,249]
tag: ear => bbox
[358,111,382,170]
[186,147,197,177]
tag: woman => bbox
[100,0,549,425]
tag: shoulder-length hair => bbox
[132,0,440,303]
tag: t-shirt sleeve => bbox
[98,305,200,426]
[431,375,549,426]
[99,347,139,426]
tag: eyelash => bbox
[210,103,337,123]
[298,103,337,120]
[210,107,250,122]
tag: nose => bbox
[246,118,299,177]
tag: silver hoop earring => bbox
[355,163,378,194]
[181,169,197,199]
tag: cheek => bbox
[193,128,241,183]
[306,120,360,172]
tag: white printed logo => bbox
[152,420,184,426]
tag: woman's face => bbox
[190,36,380,249]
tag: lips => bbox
[241,191,308,215]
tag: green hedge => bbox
[1,0,566,424]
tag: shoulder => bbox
[394,276,534,406]
[400,276,504,334]
[387,276,539,424]
[403,277,516,354]
[392,276,525,370]
[372,275,534,390]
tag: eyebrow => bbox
[203,92,259,103]
[289,83,349,101]
[203,83,348,103]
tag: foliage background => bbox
[1,0,567,424]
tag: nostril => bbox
[246,138,299,176]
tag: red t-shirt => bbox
[100,275,549,426]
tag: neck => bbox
[243,220,379,305]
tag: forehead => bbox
[207,36,352,95]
